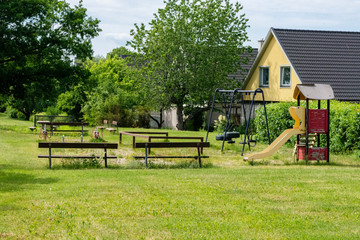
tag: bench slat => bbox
[135,142,209,148]
[133,156,209,159]
[38,142,118,149]
[52,130,88,132]
[148,136,203,140]
[121,131,168,135]
[50,122,89,126]
[38,155,117,159]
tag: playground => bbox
[1,109,360,239]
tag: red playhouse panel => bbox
[297,147,328,161]
[308,109,328,133]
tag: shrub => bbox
[329,101,360,153]
[255,101,360,153]
[255,102,294,143]
[16,111,26,120]
[5,106,19,119]
[185,111,205,131]
[135,106,150,128]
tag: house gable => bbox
[243,31,301,101]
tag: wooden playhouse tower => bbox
[293,84,334,162]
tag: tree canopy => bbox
[0,0,101,119]
[81,56,143,126]
[128,0,251,130]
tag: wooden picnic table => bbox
[37,121,89,136]
[119,131,169,147]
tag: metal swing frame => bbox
[205,88,271,155]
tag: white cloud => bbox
[104,32,131,41]
[66,0,360,55]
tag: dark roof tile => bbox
[272,28,360,101]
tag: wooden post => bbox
[145,143,148,167]
[317,100,321,148]
[296,95,300,162]
[327,99,330,163]
[306,98,309,164]
[197,145,202,168]
[49,147,52,169]
[104,148,107,168]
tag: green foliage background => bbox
[128,0,251,130]
[255,101,360,153]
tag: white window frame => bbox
[259,66,269,87]
[280,66,291,88]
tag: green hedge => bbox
[255,101,360,153]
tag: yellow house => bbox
[242,28,360,102]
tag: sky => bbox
[67,0,360,57]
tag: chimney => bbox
[258,39,264,53]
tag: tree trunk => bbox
[176,104,185,130]
[24,110,31,121]
[148,109,164,129]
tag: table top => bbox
[37,121,89,126]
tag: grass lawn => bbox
[1,113,360,239]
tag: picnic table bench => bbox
[119,131,169,146]
[28,126,37,131]
[38,142,118,168]
[106,121,118,133]
[146,136,204,153]
[37,121,89,136]
[134,141,210,167]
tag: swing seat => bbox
[215,132,240,141]
[239,134,257,147]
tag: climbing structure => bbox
[293,84,334,162]
[244,84,334,162]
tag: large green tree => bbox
[128,0,251,130]
[81,56,141,126]
[0,0,100,119]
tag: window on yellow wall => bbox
[280,66,291,87]
[259,67,269,87]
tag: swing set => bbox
[205,88,271,155]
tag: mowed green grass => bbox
[1,113,360,239]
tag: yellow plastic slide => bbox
[243,106,306,161]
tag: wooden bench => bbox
[51,122,89,135]
[106,121,118,133]
[119,131,169,146]
[37,121,89,136]
[28,126,36,131]
[134,142,210,167]
[147,136,204,154]
[38,142,118,168]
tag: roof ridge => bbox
[272,27,360,35]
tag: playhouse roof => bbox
[293,84,335,100]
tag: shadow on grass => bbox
[246,159,360,168]
[0,169,58,192]
[51,158,214,170]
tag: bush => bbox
[0,94,7,112]
[329,101,360,153]
[45,106,61,116]
[255,102,294,143]
[185,111,205,131]
[255,101,360,153]
[16,111,26,120]
[5,106,19,119]
[134,106,150,128]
